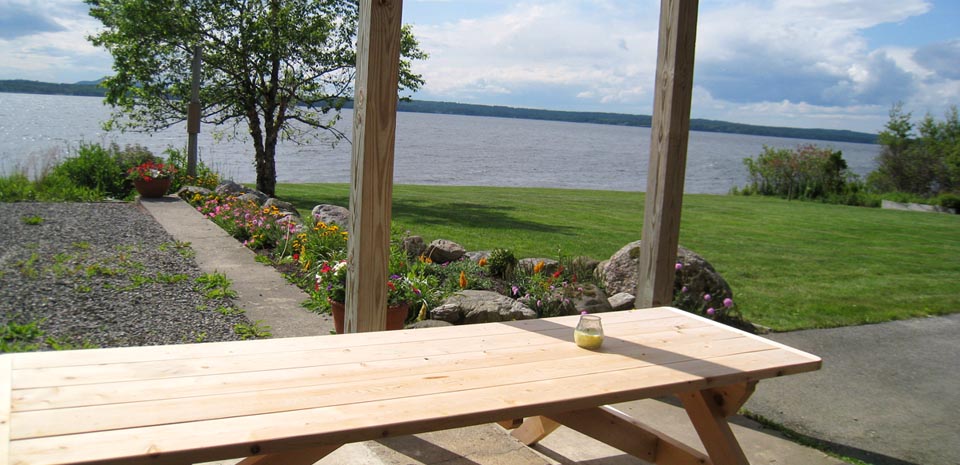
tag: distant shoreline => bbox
[0,79,878,145]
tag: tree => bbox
[869,104,960,196]
[87,0,426,196]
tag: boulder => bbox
[673,247,734,309]
[238,192,268,205]
[405,319,454,329]
[608,292,636,311]
[435,290,537,324]
[176,186,212,198]
[518,257,560,275]
[563,283,612,314]
[424,239,466,264]
[465,250,491,262]
[429,303,463,323]
[402,235,426,260]
[263,198,300,217]
[311,204,351,230]
[600,240,733,305]
[570,256,601,276]
[215,181,267,204]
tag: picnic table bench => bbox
[1,307,820,465]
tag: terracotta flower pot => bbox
[329,300,410,334]
[133,178,172,198]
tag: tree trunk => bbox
[256,142,277,197]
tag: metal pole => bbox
[187,44,202,178]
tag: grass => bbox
[276,183,960,331]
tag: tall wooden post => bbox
[187,44,202,177]
[346,0,404,333]
[636,0,699,308]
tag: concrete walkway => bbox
[138,195,845,465]
[748,315,960,465]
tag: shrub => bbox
[164,147,221,191]
[487,248,517,278]
[936,193,960,211]
[741,144,854,201]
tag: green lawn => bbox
[276,183,960,331]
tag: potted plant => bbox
[127,160,177,198]
[316,260,421,333]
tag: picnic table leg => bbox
[678,385,754,465]
[509,416,561,445]
[235,444,341,465]
[546,406,709,465]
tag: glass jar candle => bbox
[574,314,604,349]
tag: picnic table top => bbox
[1,307,821,465]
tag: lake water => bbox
[0,93,879,194]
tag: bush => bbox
[935,193,960,211]
[487,248,517,278]
[741,144,854,201]
[50,143,158,199]
[164,147,221,191]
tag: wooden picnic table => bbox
[1,307,820,465]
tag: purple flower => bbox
[390,274,401,280]
[675,263,683,271]
[681,286,689,293]
[703,293,712,302]
[537,300,542,307]
[581,310,588,315]
[723,298,734,308]
[511,285,520,296]
[706,307,716,315]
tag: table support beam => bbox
[236,444,340,465]
[679,390,749,465]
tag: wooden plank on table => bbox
[10,334,772,439]
[8,348,819,465]
[236,444,340,465]
[11,311,715,390]
[11,342,817,444]
[9,308,686,370]
[12,319,725,411]
[0,357,12,465]
[346,0,403,333]
[548,405,709,465]
[679,389,748,465]
[636,0,700,308]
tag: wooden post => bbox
[187,44,201,178]
[346,0,404,333]
[636,0,699,308]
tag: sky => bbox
[0,0,957,133]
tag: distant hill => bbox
[0,79,877,144]
[0,79,107,97]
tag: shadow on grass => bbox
[391,198,575,234]
[282,191,576,235]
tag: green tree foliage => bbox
[86,0,427,196]
[741,144,854,201]
[868,104,960,197]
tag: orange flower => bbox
[533,260,545,274]
[458,270,468,289]
[478,257,488,267]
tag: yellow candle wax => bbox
[574,330,603,349]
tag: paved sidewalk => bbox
[748,315,960,465]
[139,195,844,465]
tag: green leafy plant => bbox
[21,215,44,225]
[1,320,45,353]
[234,321,272,340]
[487,248,518,279]
[195,272,238,299]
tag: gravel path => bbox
[1,202,252,350]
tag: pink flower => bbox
[707,307,716,315]
[675,263,683,271]
[703,293,712,302]
[723,298,734,308]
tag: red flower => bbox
[293,253,300,261]
[320,263,331,273]
[387,281,396,291]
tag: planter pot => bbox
[329,300,410,334]
[133,178,172,198]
